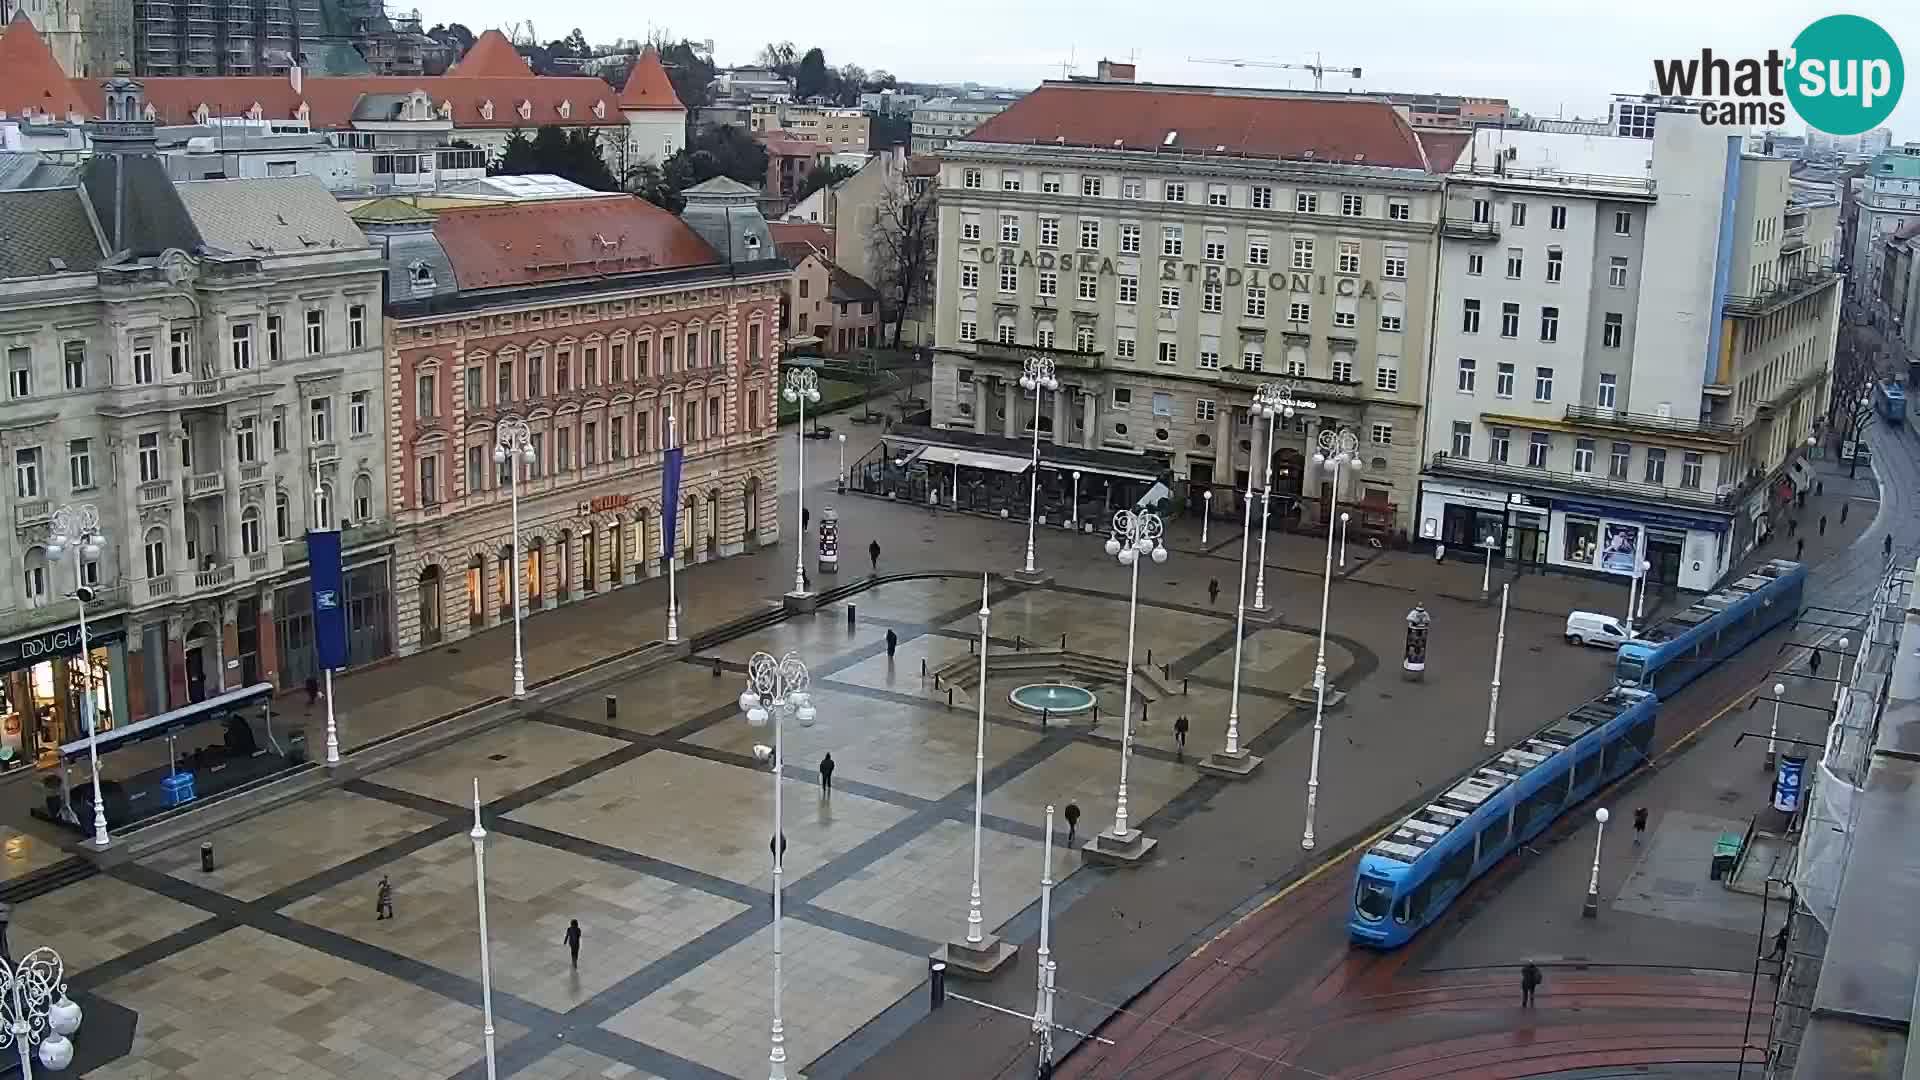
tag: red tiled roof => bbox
[965,82,1430,170]
[770,222,832,256]
[905,156,941,177]
[761,136,833,159]
[430,195,718,291]
[61,73,624,130]
[0,13,91,118]
[445,30,530,77]
[618,46,683,111]
[1417,129,1472,172]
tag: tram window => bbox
[1603,737,1622,775]
[1432,845,1473,900]
[1575,750,1601,790]
[1519,774,1563,833]
[1629,715,1655,755]
[1355,878,1393,921]
[1477,810,1511,857]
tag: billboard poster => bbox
[1600,522,1643,575]
[1774,754,1807,814]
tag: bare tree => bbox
[867,176,936,349]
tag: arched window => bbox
[22,547,48,606]
[240,505,263,555]
[315,482,333,529]
[143,527,168,578]
[353,472,373,522]
[276,490,291,538]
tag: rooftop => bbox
[1452,127,1654,183]
[829,266,880,303]
[175,175,369,256]
[769,221,831,257]
[616,47,683,112]
[443,30,530,77]
[0,12,89,118]
[427,195,718,291]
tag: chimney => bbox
[1096,59,1136,83]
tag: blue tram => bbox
[1348,687,1658,948]
[1876,380,1906,426]
[1614,559,1806,697]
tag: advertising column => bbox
[309,528,350,763]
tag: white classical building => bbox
[1420,116,1840,592]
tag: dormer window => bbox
[480,100,494,121]
[516,100,531,121]
[592,100,606,119]
[558,100,572,120]
[407,260,435,292]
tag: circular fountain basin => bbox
[1008,683,1097,716]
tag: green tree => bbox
[795,163,858,202]
[758,41,797,75]
[625,159,682,212]
[796,47,830,100]
[654,37,716,111]
[661,124,768,192]
[495,127,537,175]
[426,22,474,53]
[492,125,617,191]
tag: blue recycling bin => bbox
[160,771,196,807]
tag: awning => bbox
[62,682,274,763]
[917,446,1033,473]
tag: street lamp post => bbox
[942,574,1014,973]
[1033,803,1057,1075]
[1485,583,1509,747]
[1093,510,1166,861]
[783,370,822,598]
[1635,559,1652,622]
[0,946,81,1075]
[1480,533,1498,602]
[1831,636,1851,722]
[740,651,815,1080]
[1766,682,1786,771]
[1338,511,1350,569]
[1582,807,1610,918]
[1019,357,1059,577]
[46,506,108,848]
[493,420,536,699]
[1201,489,1211,546]
[1252,382,1309,613]
[1302,427,1358,851]
[1070,471,1081,533]
[469,780,498,1080]
[836,433,847,494]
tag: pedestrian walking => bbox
[1771,921,1790,963]
[1810,648,1823,676]
[375,875,394,920]
[803,507,811,532]
[1633,807,1648,846]
[1817,480,1825,497]
[868,539,881,573]
[563,919,582,969]
[820,752,835,792]
[1841,502,1849,524]
[1819,515,1828,536]
[1207,578,1220,606]
[1797,538,1805,560]
[885,628,898,659]
[1788,517,1798,538]
[305,675,320,711]
[1886,534,1895,560]
[1064,802,1081,848]
[1520,962,1542,1008]
[770,832,787,867]
[1173,714,1189,756]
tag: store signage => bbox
[583,493,633,515]
[0,622,128,672]
[972,247,1381,296]
[1554,499,1729,534]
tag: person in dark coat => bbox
[1810,648,1823,676]
[563,919,582,968]
[1521,962,1542,1008]
[375,875,394,920]
[1887,534,1896,560]
[1841,502,1849,524]
[1207,578,1220,606]
[1797,538,1805,560]
[868,539,882,573]
[1064,802,1081,847]
[1173,715,1190,755]
[885,629,898,659]
[305,676,321,711]
[1633,807,1648,846]
[820,753,835,793]
[1819,515,1828,536]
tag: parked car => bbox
[1565,611,1630,648]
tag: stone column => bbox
[1052,386,1068,446]
[221,416,244,568]
[1213,399,1233,481]
[1003,379,1017,439]
[1082,393,1097,449]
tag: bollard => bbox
[1041,707,1049,729]
[1060,633,1067,650]
[712,658,723,678]
[947,688,954,708]
[1162,663,1171,679]
[606,695,618,719]
[921,658,928,678]
[201,842,215,872]
[1183,676,1190,695]
[1147,648,1154,666]
[1142,702,1149,724]
[929,961,948,1009]
[1016,635,1024,652]
[847,605,857,630]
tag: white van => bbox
[1565,611,1629,648]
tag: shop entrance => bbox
[1510,512,1548,567]
[185,621,217,703]
[1647,529,1686,590]
[1441,503,1507,552]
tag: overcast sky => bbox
[421,0,1918,139]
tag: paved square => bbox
[368,722,628,808]
[507,751,912,888]
[544,659,749,734]
[813,818,1048,943]
[10,874,208,974]
[283,832,748,1012]
[985,740,1191,834]
[141,788,441,901]
[603,918,921,1079]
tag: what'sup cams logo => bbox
[1651,14,1903,135]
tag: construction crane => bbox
[1188,53,1363,91]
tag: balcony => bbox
[188,472,224,497]
[138,480,173,505]
[1561,405,1745,442]
[0,584,129,637]
[1451,161,1657,197]
[240,464,266,486]
[1428,451,1745,512]
[13,500,50,527]
[137,575,176,604]
[193,563,236,590]
[1441,216,1500,241]
[1723,267,1840,318]
[967,340,1107,372]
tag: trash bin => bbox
[1710,831,1741,881]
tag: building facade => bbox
[366,178,786,657]
[0,73,393,774]
[1421,117,1840,592]
[910,95,1017,155]
[749,102,869,152]
[927,79,1445,536]
[1845,144,1920,309]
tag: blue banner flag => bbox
[661,446,684,559]
[308,529,349,671]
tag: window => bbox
[1038,271,1057,298]
[1488,427,1510,464]
[1457,357,1477,392]
[1118,276,1139,304]
[227,323,253,370]
[138,433,161,482]
[1540,306,1559,342]
[1505,248,1523,278]
[1549,204,1567,230]
[1332,355,1354,382]
[1291,238,1314,269]
[464,366,483,409]
[1609,442,1631,479]
[1163,181,1186,203]
[496,359,513,404]
[13,447,40,498]
[350,390,370,435]
[1160,285,1180,310]
[241,505,263,555]
[275,491,291,538]
[1527,432,1550,468]
[1206,184,1228,207]
[1080,219,1100,249]
[1338,241,1361,275]
[1122,178,1143,199]
[1644,447,1667,484]
[1076,325,1096,353]
[1603,313,1624,349]
[1284,351,1307,377]
[1204,235,1227,262]
[1466,252,1484,276]
[354,472,374,520]
[1151,392,1173,417]
[1681,452,1704,490]
[1162,225,1183,257]
[418,453,440,506]
[1119,224,1141,253]
[1157,341,1178,365]
[1471,198,1491,224]
[1534,366,1554,401]
[1000,265,1018,293]
[1289,300,1311,323]
[63,341,86,389]
[416,371,436,418]
[7,349,30,399]
[1296,191,1319,213]
[305,309,325,354]
[1510,201,1527,226]
[1196,398,1217,421]
[267,315,283,362]
[1573,438,1595,473]
[1500,303,1520,338]
[67,438,92,490]
[1001,170,1022,191]
[309,397,333,443]
[1614,210,1632,236]
[1203,280,1222,313]
[1608,256,1629,288]
[1496,362,1515,398]
[1000,215,1020,243]
[1241,343,1264,372]
[1370,423,1393,445]
[1341,193,1364,217]
[1245,285,1267,318]
[144,528,167,579]
[1112,386,1132,409]
[1334,301,1357,329]
[958,320,977,343]
[1247,236,1270,265]
[1462,299,1481,333]
[1198,345,1220,370]
[1451,421,1472,457]
[234,419,257,465]
[997,321,1016,345]
[1378,302,1402,333]
[1598,373,1618,408]
[170,327,192,374]
[610,342,625,382]
[1077,275,1098,301]
[1375,356,1399,392]
[961,217,981,242]
[1545,249,1563,282]
[1039,174,1060,194]
[1035,325,1055,349]
[1114,334,1135,360]
[1081,176,1103,197]
[1251,185,1274,210]
[1388,199,1411,221]
[132,338,155,385]
[1382,247,1407,279]
[962,168,982,189]
[1039,216,1059,247]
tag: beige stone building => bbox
[923,77,1445,537]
